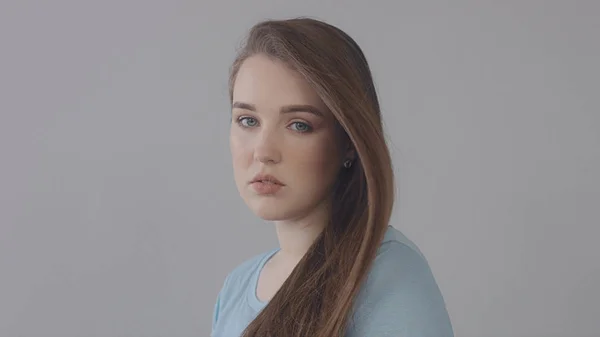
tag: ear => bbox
[335,123,356,161]
[344,142,356,161]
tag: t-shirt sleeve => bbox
[211,274,229,336]
[347,241,454,337]
[211,290,221,333]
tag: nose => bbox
[254,127,282,164]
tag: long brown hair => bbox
[229,17,395,337]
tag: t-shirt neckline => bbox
[247,248,280,312]
[245,226,395,312]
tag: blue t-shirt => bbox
[211,225,454,337]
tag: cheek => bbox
[229,130,252,168]
[291,135,341,181]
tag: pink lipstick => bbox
[249,174,284,195]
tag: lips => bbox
[249,174,284,186]
[249,174,284,195]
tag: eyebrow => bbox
[232,101,324,117]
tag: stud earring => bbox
[343,159,353,168]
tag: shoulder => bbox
[346,226,454,337]
[212,249,276,331]
[226,250,274,284]
[218,249,276,300]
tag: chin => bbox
[251,204,294,221]
[254,211,288,221]
[245,198,300,221]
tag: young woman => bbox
[211,17,454,337]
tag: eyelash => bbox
[236,116,258,128]
[236,116,313,133]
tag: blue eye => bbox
[238,117,258,128]
[289,121,312,133]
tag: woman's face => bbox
[230,54,344,221]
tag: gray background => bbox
[1,1,598,337]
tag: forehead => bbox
[232,54,329,114]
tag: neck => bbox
[273,201,330,264]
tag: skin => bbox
[230,54,352,300]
